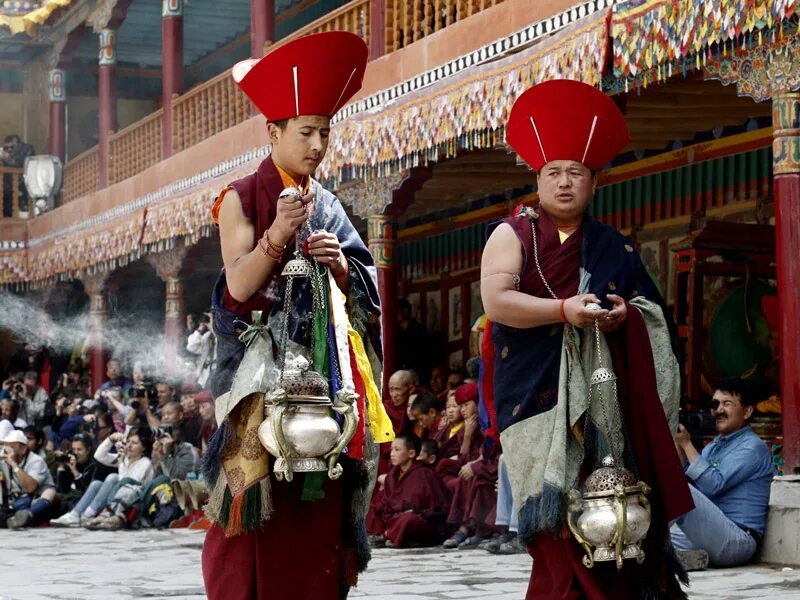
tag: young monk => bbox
[409,391,442,439]
[433,391,465,458]
[372,434,451,548]
[418,439,441,466]
[435,383,483,494]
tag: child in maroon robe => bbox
[409,391,442,439]
[435,383,483,494]
[372,434,451,548]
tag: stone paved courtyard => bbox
[1,529,799,599]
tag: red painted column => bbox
[773,92,800,475]
[162,0,184,158]
[369,0,386,59]
[368,215,397,397]
[48,69,66,162]
[83,276,109,394]
[97,29,117,189]
[251,0,275,58]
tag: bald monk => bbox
[373,433,451,548]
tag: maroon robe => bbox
[435,425,483,495]
[446,441,501,538]
[373,462,451,547]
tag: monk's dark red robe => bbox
[446,441,501,538]
[373,462,451,547]
[435,426,483,495]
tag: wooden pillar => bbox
[147,246,188,377]
[368,214,397,397]
[48,69,66,162]
[251,0,275,58]
[97,29,117,189]
[369,0,386,59]
[773,92,800,475]
[83,274,109,394]
[162,0,184,159]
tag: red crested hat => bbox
[506,79,630,172]
[232,31,368,121]
[454,383,479,405]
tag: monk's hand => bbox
[377,473,387,491]
[598,294,627,333]
[458,462,475,480]
[307,230,347,276]
[270,188,315,247]
[464,415,479,437]
[563,294,609,328]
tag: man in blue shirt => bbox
[672,379,775,567]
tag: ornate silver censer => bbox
[257,186,359,483]
[565,303,652,571]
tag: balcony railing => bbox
[386,0,507,52]
[110,109,163,185]
[58,0,502,202]
[63,147,98,203]
[0,167,28,220]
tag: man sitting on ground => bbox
[672,379,775,568]
[372,434,451,548]
[409,392,442,440]
[1,429,57,529]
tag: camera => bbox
[55,451,73,464]
[132,387,147,399]
[130,400,141,411]
[158,425,174,439]
[13,383,24,394]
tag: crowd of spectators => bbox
[0,319,217,532]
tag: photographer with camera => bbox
[152,422,196,481]
[52,434,116,512]
[186,313,215,387]
[22,426,57,477]
[51,427,154,529]
[16,371,50,428]
[50,395,98,447]
[1,429,57,529]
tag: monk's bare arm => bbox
[218,188,283,302]
[480,224,608,328]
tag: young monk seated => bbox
[371,434,452,548]
[418,439,441,467]
[435,383,483,494]
[409,391,443,439]
[443,439,502,549]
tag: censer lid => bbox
[280,356,329,401]
[582,456,637,494]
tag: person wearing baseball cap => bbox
[202,32,386,600]
[480,80,693,599]
[1,428,56,529]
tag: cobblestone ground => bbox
[1,529,799,599]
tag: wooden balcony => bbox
[56,0,517,203]
[0,167,28,220]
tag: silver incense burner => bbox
[257,186,358,483]
[565,302,652,570]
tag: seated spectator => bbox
[22,425,56,477]
[483,454,524,555]
[671,379,775,568]
[152,424,197,480]
[433,392,465,457]
[409,392,443,440]
[435,383,483,494]
[179,383,204,447]
[153,380,176,416]
[53,434,116,512]
[127,361,154,403]
[195,390,217,453]
[418,439,440,466]
[443,438,501,550]
[371,434,451,548]
[50,396,93,446]
[99,359,133,394]
[51,365,87,403]
[1,429,57,529]
[19,371,50,427]
[51,427,154,529]
[1,398,27,428]
[161,401,202,450]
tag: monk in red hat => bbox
[481,79,694,599]
[201,32,388,600]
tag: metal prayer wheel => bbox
[258,356,358,483]
[566,456,652,571]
